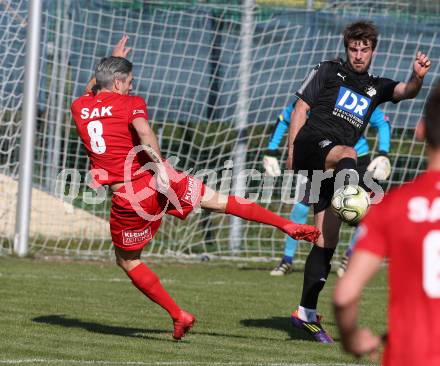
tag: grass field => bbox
[0,256,387,366]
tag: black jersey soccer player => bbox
[286,21,431,343]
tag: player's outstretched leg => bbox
[115,247,195,340]
[271,202,310,276]
[199,187,320,243]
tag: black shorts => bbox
[292,129,337,213]
[296,153,374,214]
[293,128,337,174]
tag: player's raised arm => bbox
[85,35,132,93]
[287,99,309,169]
[392,51,431,101]
[263,104,294,176]
[111,34,132,58]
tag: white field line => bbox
[0,272,387,291]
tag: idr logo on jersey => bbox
[335,87,371,119]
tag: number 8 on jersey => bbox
[87,120,106,154]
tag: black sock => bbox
[334,157,358,187]
[334,157,356,175]
[300,246,335,309]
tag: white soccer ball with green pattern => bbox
[331,185,370,224]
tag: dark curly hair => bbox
[343,21,378,51]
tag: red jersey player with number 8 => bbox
[333,81,440,365]
[71,36,320,341]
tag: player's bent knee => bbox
[115,255,129,270]
[200,187,227,213]
[114,246,142,272]
[330,145,357,160]
[341,146,357,160]
[116,257,143,273]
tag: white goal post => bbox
[1,0,438,261]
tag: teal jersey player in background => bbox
[263,99,392,276]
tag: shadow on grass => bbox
[33,314,259,341]
[240,316,338,342]
[33,314,170,341]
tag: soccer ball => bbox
[331,185,370,224]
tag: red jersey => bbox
[355,171,440,366]
[71,91,149,185]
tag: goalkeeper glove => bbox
[263,150,281,177]
[367,152,391,180]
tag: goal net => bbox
[1,0,438,261]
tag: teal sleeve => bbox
[354,136,369,156]
[267,101,296,150]
[369,107,391,153]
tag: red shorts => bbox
[110,171,205,251]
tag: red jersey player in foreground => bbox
[71,36,320,341]
[333,80,440,365]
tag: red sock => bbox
[225,195,291,231]
[127,262,181,320]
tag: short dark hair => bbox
[343,21,378,51]
[424,80,440,147]
[95,56,132,90]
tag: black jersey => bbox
[295,59,399,147]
